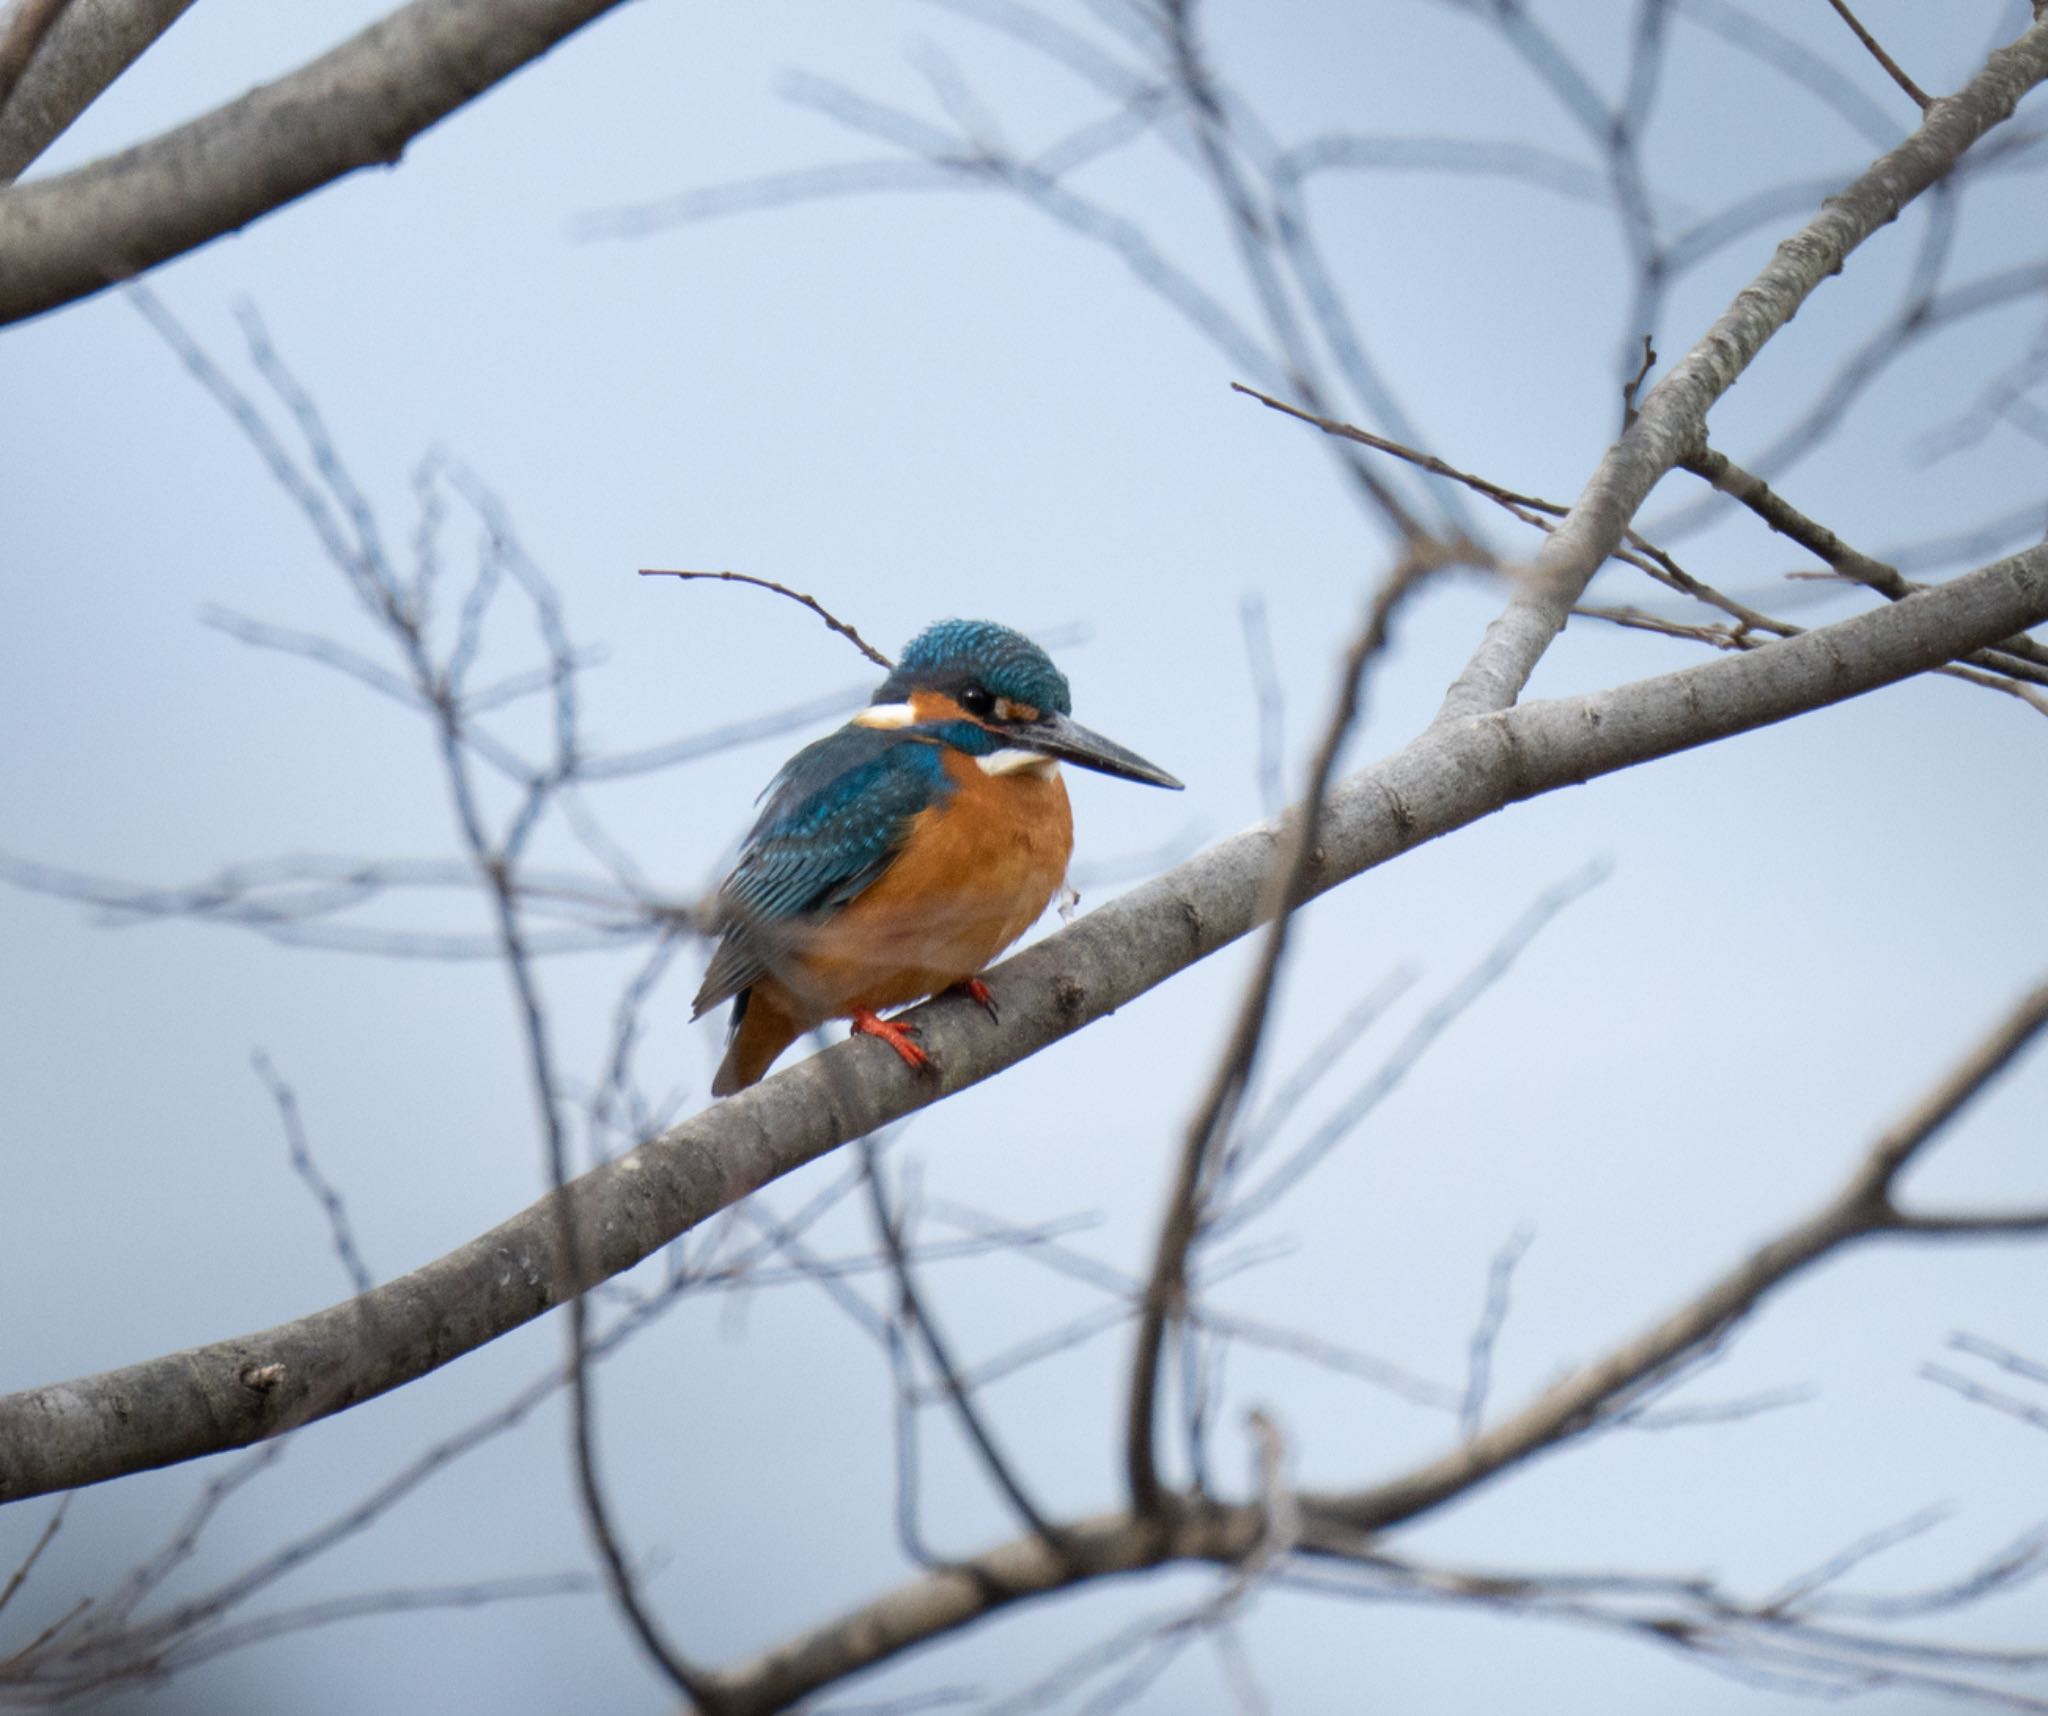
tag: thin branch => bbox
[1923,1365,2048,1434]
[1682,445,2048,672]
[1311,973,2048,1537]
[859,1140,1066,1553]
[1232,380,1554,525]
[1461,1227,1535,1438]
[1762,1505,1956,1615]
[1947,1332,2048,1388]
[1577,600,2048,717]
[1612,1384,1815,1431]
[160,1570,598,1665]
[1238,594,1286,817]
[1433,20,2048,720]
[1239,382,2048,711]
[1824,0,1933,111]
[1217,860,1610,1235]
[1812,1517,2048,1621]
[252,1052,375,1298]
[1857,980,2048,1200]
[453,574,721,1711]
[1220,964,1417,1180]
[1127,549,1443,1519]
[1154,0,1426,542]
[0,1177,862,1701]
[0,1496,68,1619]
[638,568,893,668]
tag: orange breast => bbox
[784,753,1073,1019]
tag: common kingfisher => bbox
[692,619,1183,1094]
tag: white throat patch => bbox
[852,702,919,730]
[977,747,1061,778]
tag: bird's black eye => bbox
[959,685,996,718]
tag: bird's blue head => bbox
[865,619,1181,790]
[874,619,1073,717]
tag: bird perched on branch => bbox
[693,618,1182,1094]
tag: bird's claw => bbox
[956,977,1000,1024]
[851,1008,930,1073]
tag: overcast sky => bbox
[4,4,2046,1713]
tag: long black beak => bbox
[1017,711,1183,789]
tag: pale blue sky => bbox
[3,4,2046,1712]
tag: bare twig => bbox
[1434,21,2048,720]
[1461,1228,1535,1439]
[0,1180,867,1702]
[1238,594,1286,817]
[1682,444,2048,673]
[127,307,727,1708]
[859,1139,1065,1554]
[0,1496,67,1620]
[638,567,893,668]
[1762,1504,1956,1615]
[1923,1366,2048,1434]
[1947,1332,2048,1388]
[1621,333,1657,423]
[252,1052,375,1298]
[1153,0,1426,542]
[1219,861,1610,1235]
[1312,974,2048,1538]
[1576,600,2048,717]
[1232,380,1551,526]
[1612,1384,1815,1431]
[1127,550,1444,1518]
[1238,382,2048,712]
[1824,0,1933,111]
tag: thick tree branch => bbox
[0,0,191,182]
[0,0,77,146]
[1433,19,2048,722]
[705,1505,1261,1716]
[0,0,627,325]
[3,542,2044,1507]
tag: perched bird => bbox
[692,619,1182,1094]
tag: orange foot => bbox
[955,977,1000,1024]
[850,1008,929,1073]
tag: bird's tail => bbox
[711,986,803,1095]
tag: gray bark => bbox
[0,0,628,323]
[3,541,2043,1506]
[0,0,195,182]
[1434,20,2048,720]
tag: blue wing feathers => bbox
[692,728,953,1015]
